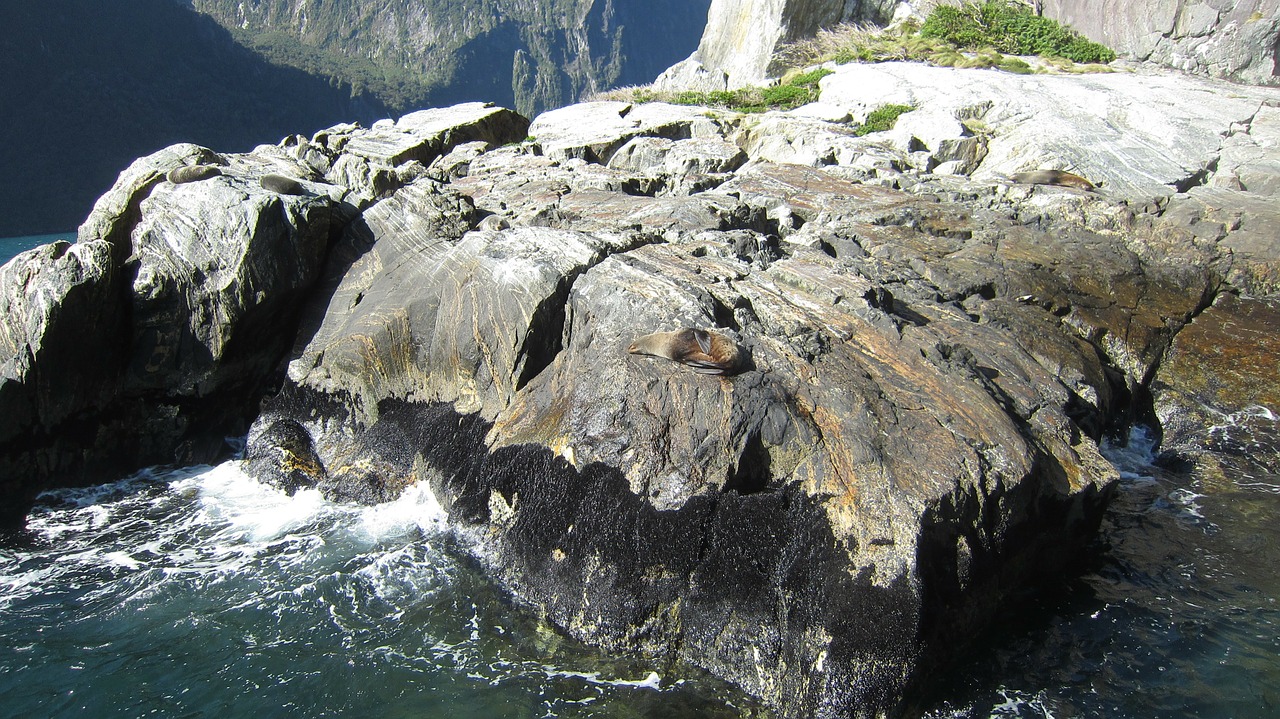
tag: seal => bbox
[1010,169,1097,191]
[260,173,307,195]
[628,327,746,375]
[166,165,222,184]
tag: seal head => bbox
[628,328,746,375]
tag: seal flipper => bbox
[683,353,731,374]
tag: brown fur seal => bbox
[260,173,307,195]
[628,328,745,375]
[1010,169,1097,191]
[167,165,222,184]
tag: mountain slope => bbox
[186,0,713,116]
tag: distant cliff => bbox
[662,0,1280,89]
[185,0,713,117]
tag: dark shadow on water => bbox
[0,0,390,237]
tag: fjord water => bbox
[2,425,1275,718]
[0,234,74,263]
[927,420,1280,718]
[0,464,747,718]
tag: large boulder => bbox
[0,103,530,524]
[1039,0,1280,86]
[238,71,1264,714]
[681,0,902,88]
[236,60,1280,715]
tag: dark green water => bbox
[0,465,750,718]
[0,407,1275,715]
[0,234,75,264]
[926,422,1280,718]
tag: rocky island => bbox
[3,1,1278,717]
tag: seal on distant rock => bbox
[628,328,746,375]
[1010,169,1097,191]
[260,173,307,195]
[166,165,222,184]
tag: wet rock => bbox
[1153,293,1280,476]
[0,102,527,523]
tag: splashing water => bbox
[0,462,746,718]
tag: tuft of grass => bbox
[853,104,915,136]
[660,67,835,113]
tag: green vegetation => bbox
[595,2,1117,115]
[853,104,915,136]
[240,30,443,112]
[919,1,1115,63]
[774,1,1116,76]
[665,68,834,113]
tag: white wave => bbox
[1101,426,1159,478]
[351,480,450,541]
[174,460,449,545]
[538,667,664,691]
[174,461,334,544]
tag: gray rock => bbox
[1040,0,1280,86]
[0,240,120,441]
[0,102,529,524]
[5,64,1280,717]
[687,0,902,88]
[529,102,724,163]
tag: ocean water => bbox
[0,234,75,264]
[926,420,1280,718]
[0,427,1276,717]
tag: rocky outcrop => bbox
[3,61,1278,716]
[0,103,529,525]
[234,66,1275,717]
[1039,0,1280,86]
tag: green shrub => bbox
[667,68,834,112]
[761,83,811,107]
[997,56,1033,74]
[854,104,914,136]
[789,67,835,86]
[919,1,1115,64]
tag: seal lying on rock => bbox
[628,328,746,375]
[260,173,307,195]
[1010,169,1097,191]
[166,165,222,184]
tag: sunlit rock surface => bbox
[2,55,1278,716]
